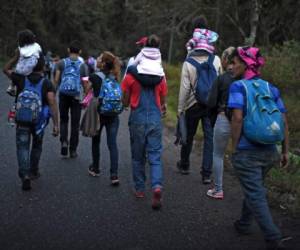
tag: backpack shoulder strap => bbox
[35,78,44,98]
[208,54,215,65]
[63,58,68,67]
[185,57,200,69]
[23,77,44,98]
[95,72,106,81]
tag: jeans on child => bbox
[212,113,231,192]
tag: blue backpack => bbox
[97,72,123,116]
[242,79,285,144]
[59,58,82,96]
[186,54,217,105]
[15,77,43,126]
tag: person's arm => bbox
[272,85,289,167]
[177,62,193,116]
[227,81,244,152]
[231,109,243,152]
[132,51,142,66]
[3,50,19,79]
[121,74,131,107]
[47,91,59,136]
[160,78,168,116]
[54,60,64,89]
[281,113,289,167]
[122,92,130,107]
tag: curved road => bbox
[0,73,299,250]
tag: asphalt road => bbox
[0,73,299,250]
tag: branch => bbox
[226,13,246,39]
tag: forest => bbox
[0,0,300,62]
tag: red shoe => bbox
[152,188,162,209]
[135,191,145,198]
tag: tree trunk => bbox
[245,0,260,46]
[168,19,175,64]
[215,0,221,33]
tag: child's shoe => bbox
[6,84,16,96]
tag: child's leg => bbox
[6,81,16,96]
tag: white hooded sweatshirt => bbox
[133,47,165,76]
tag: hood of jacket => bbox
[140,47,161,60]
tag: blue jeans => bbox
[129,122,163,192]
[232,149,282,241]
[180,104,213,177]
[16,127,43,179]
[92,116,119,177]
[213,114,231,192]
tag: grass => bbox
[164,62,300,215]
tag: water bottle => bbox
[8,105,16,127]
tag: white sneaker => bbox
[207,188,224,200]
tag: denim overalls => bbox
[129,86,163,192]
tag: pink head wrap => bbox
[237,47,265,79]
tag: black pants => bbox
[180,103,214,177]
[59,94,81,151]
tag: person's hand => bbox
[177,111,182,119]
[52,125,59,137]
[280,152,289,168]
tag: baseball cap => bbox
[135,36,148,46]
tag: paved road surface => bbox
[0,73,299,250]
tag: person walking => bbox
[121,35,167,209]
[54,40,88,158]
[3,53,59,191]
[87,51,122,185]
[228,47,289,249]
[206,47,235,199]
[176,17,222,183]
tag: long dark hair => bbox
[101,51,121,81]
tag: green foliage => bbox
[262,41,300,90]
[267,153,300,214]
[282,94,300,149]
[164,64,181,124]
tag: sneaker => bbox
[202,176,212,185]
[61,142,68,157]
[69,150,78,158]
[206,188,224,199]
[6,85,16,96]
[30,170,41,180]
[266,236,292,250]
[22,176,31,191]
[88,165,100,177]
[7,109,16,127]
[234,220,252,235]
[111,176,120,186]
[152,188,162,210]
[176,161,190,175]
[135,191,145,198]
